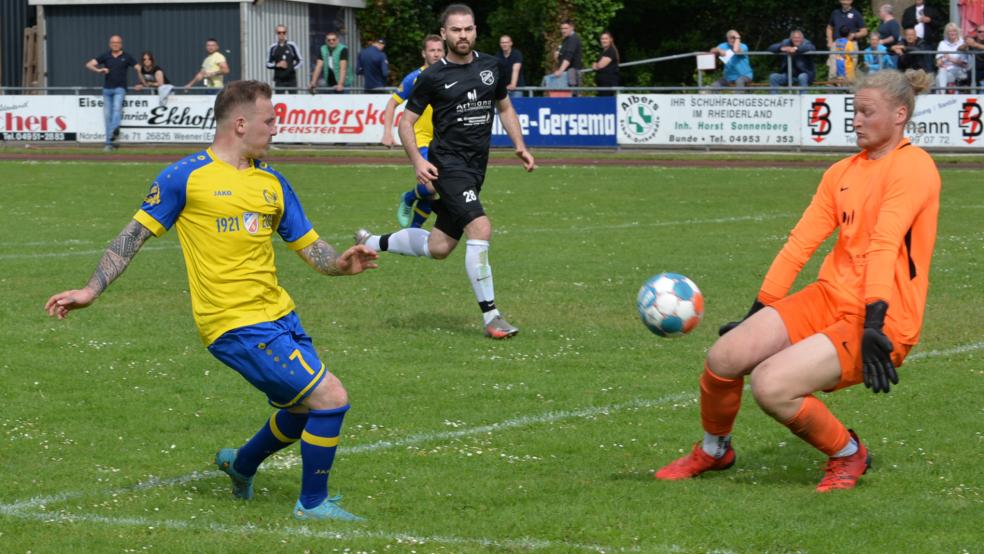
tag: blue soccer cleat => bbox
[215,448,254,500]
[293,496,364,521]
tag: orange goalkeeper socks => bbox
[783,395,851,456]
[699,364,744,436]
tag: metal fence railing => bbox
[573,49,982,93]
[3,49,980,96]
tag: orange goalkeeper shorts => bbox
[771,281,912,391]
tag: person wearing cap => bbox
[357,37,389,91]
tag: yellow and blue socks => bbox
[299,404,349,509]
[402,184,433,228]
[233,409,308,477]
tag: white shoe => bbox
[354,228,372,245]
[484,316,519,339]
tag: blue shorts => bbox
[207,312,328,408]
[419,146,429,161]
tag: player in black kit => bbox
[356,3,535,339]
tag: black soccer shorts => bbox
[431,171,487,240]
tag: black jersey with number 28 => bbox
[405,52,507,176]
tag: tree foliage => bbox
[484,0,622,85]
[355,0,441,86]
[355,1,948,88]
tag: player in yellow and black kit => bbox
[382,34,445,229]
[45,81,378,521]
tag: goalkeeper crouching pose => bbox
[654,69,940,492]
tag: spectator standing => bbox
[935,23,970,90]
[592,31,620,95]
[864,31,895,72]
[959,24,984,87]
[309,32,352,93]
[267,25,303,93]
[85,35,145,152]
[903,0,944,48]
[825,0,868,48]
[496,35,525,98]
[767,30,816,92]
[892,27,935,73]
[876,4,902,49]
[553,19,583,87]
[710,30,753,88]
[357,38,389,91]
[826,0,867,79]
[832,26,859,82]
[183,38,230,93]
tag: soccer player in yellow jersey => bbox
[44,81,378,520]
[382,34,445,229]
[655,70,940,492]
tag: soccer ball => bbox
[636,273,704,337]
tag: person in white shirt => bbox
[935,23,969,90]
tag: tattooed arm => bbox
[296,239,379,276]
[44,219,154,319]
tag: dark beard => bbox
[447,39,473,56]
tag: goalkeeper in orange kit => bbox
[655,69,941,492]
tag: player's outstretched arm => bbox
[496,97,535,172]
[44,219,154,319]
[297,239,379,276]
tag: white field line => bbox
[906,341,984,360]
[0,393,695,514]
[3,509,638,553]
[0,212,792,255]
[1,342,980,550]
[0,243,179,260]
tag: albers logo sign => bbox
[619,95,660,143]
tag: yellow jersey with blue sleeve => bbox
[133,148,319,346]
[393,65,434,149]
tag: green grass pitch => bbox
[0,158,981,553]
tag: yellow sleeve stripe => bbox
[301,430,340,448]
[287,229,319,251]
[391,92,403,104]
[133,210,166,237]
[268,413,299,443]
[271,361,326,408]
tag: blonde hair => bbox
[855,69,933,124]
[943,22,961,40]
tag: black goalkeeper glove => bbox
[862,300,898,394]
[718,299,765,336]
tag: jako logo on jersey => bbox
[263,189,278,204]
[480,70,494,86]
[144,183,161,206]
[467,89,478,102]
[958,99,982,145]
[214,190,232,197]
[243,212,259,234]
[808,98,832,143]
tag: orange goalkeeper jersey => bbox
[759,139,940,346]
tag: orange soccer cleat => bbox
[654,442,736,480]
[816,430,871,493]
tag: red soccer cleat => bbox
[816,430,870,493]
[654,442,736,480]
